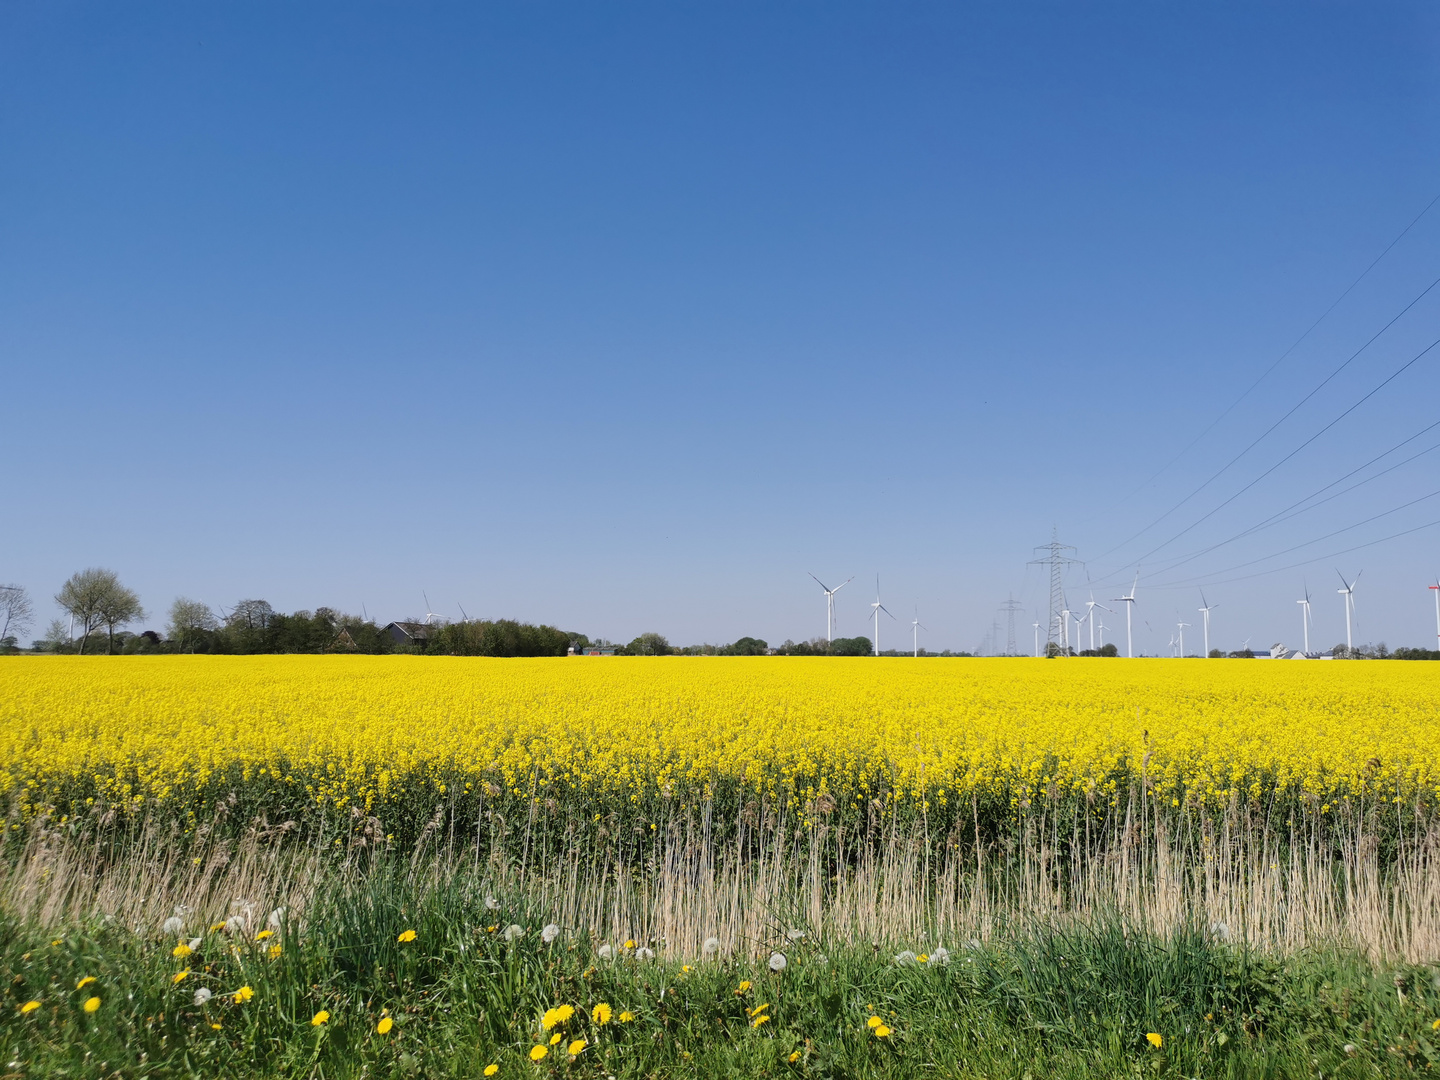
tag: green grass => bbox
[2,862,1439,1079]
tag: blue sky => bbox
[4,2,1440,653]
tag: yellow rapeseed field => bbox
[0,656,1435,833]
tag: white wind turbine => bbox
[1296,584,1313,656]
[868,576,895,655]
[1430,579,1440,651]
[1083,593,1113,652]
[423,592,445,625]
[911,605,927,657]
[1197,591,1217,658]
[1059,597,1073,654]
[1032,616,1041,658]
[1112,572,1139,658]
[809,573,853,643]
[1336,570,1361,652]
[1176,616,1191,657]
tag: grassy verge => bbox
[3,862,1439,1079]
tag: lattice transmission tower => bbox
[1028,528,1083,649]
[999,594,1024,656]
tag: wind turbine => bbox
[1112,572,1139,658]
[868,576,895,655]
[911,605,927,658]
[457,603,470,622]
[1197,591,1217,658]
[1083,594,1112,652]
[1431,579,1440,651]
[1095,614,1108,648]
[1176,616,1191,657]
[422,592,445,626]
[1336,570,1361,652]
[1059,597,1073,654]
[1296,585,1312,656]
[1032,616,1041,658]
[808,573,853,643]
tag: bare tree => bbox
[226,599,275,630]
[97,579,144,654]
[167,597,217,652]
[55,568,142,655]
[0,584,34,648]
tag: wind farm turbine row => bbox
[810,573,925,656]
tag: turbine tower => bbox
[1431,579,1440,651]
[911,605,927,658]
[808,573,853,643]
[1336,570,1361,652]
[1028,529,1082,648]
[1112,572,1139,658]
[868,576,895,655]
[1032,616,1041,658]
[1176,616,1191,657]
[1197,591,1217,658]
[423,593,444,625]
[1297,585,1312,656]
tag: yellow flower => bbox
[529,1045,548,1061]
[874,1024,891,1038]
[619,1011,636,1022]
[917,954,929,963]
[624,939,636,949]
[748,1003,771,1017]
[485,1067,498,1077]
[76,976,96,990]
[83,997,101,1013]
[172,969,190,984]
[50,939,61,947]
[681,964,692,974]
[397,929,417,943]
[752,1014,770,1027]
[312,1010,330,1026]
[19,1001,40,1014]
[255,930,274,941]
[211,1023,222,1030]
[549,1032,562,1045]
[1146,1032,1163,1048]
[592,1002,612,1025]
[377,1016,393,1034]
[867,1016,883,1029]
[736,981,751,995]
[233,985,254,1003]
[268,944,283,960]
[789,1051,801,1062]
[172,942,192,958]
[210,922,227,932]
[567,1038,587,1056]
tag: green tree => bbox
[627,632,672,656]
[96,578,144,654]
[55,568,123,655]
[722,636,768,656]
[167,597,218,652]
[829,636,872,656]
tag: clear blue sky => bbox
[5,2,1440,654]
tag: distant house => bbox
[581,645,618,656]
[331,627,358,651]
[384,621,431,648]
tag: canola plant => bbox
[0,656,1434,842]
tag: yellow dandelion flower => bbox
[592,1002,612,1024]
[752,1014,770,1027]
[172,942,192,958]
[748,1003,771,1017]
[1146,1032,1163,1048]
[211,1023,222,1030]
[874,1024,891,1038]
[867,1016,883,1029]
[83,997,100,1013]
[529,1045,548,1061]
[917,954,929,963]
[789,1051,801,1062]
[20,1001,41,1014]
[619,1011,636,1022]
[736,980,751,994]
[567,1038,587,1056]
[50,939,61,947]
[397,929,417,943]
[254,930,274,941]
[268,943,282,960]
[377,1016,393,1034]
[311,1010,330,1026]
[624,939,635,949]
[172,969,190,984]
[485,1067,498,1077]
[549,1032,562,1045]
[76,976,96,990]
[210,922,227,932]
[233,985,254,1003]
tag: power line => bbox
[1105,190,1440,515]
[1091,271,1440,567]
